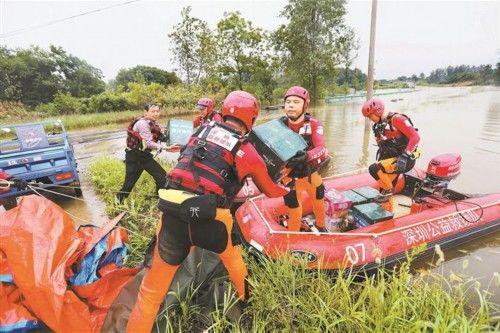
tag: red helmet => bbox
[284,86,310,110]
[361,98,385,117]
[197,97,214,115]
[221,91,260,132]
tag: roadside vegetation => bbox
[90,156,499,332]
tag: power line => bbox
[0,0,141,39]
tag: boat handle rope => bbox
[249,195,498,239]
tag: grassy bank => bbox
[1,106,196,132]
[90,156,500,332]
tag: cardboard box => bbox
[166,119,193,145]
[325,189,352,218]
[248,118,308,181]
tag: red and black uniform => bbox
[127,122,288,332]
[117,117,166,202]
[193,111,223,129]
[369,112,420,210]
[282,114,329,231]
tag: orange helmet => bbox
[361,98,385,117]
[197,97,214,115]
[284,86,310,110]
[221,91,260,132]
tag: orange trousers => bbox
[376,157,399,192]
[127,208,248,333]
[285,171,325,232]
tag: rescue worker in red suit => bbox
[117,103,180,202]
[0,171,28,210]
[362,98,420,212]
[281,86,329,232]
[127,91,289,332]
[193,97,223,129]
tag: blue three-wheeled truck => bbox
[0,120,82,201]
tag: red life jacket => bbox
[281,114,328,175]
[168,122,244,200]
[126,118,162,151]
[373,112,417,160]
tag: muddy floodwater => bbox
[53,86,499,301]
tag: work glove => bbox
[395,153,410,173]
[13,178,29,190]
[287,150,308,169]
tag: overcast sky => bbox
[1,0,499,81]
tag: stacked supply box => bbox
[325,189,352,218]
[165,119,193,145]
[249,118,308,182]
[351,202,394,226]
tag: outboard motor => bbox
[424,153,462,195]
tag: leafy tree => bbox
[215,12,269,91]
[0,45,105,106]
[49,46,105,98]
[168,6,215,85]
[114,65,179,88]
[273,0,356,102]
[495,63,500,86]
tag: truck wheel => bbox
[74,187,83,197]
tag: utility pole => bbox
[365,0,378,129]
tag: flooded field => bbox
[50,86,499,301]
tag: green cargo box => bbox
[166,119,193,145]
[248,118,308,181]
[352,186,380,201]
[341,190,369,205]
[352,202,394,224]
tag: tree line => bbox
[168,0,357,103]
[1,0,359,114]
[396,64,500,86]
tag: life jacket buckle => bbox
[194,146,208,160]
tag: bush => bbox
[34,92,83,115]
[86,92,130,113]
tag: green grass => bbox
[90,156,176,266]
[2,108,195,132]
[90,157,500,332]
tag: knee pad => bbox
[284,190,299,208]
[316,184,325,199]
[190,219,228,254]
[369,163,381,180]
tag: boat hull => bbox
[235,170,500,271]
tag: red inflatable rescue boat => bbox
[235,154,500,271]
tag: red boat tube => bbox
[235,167,500,271]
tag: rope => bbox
[28,185,87,202]
[27,185,150,239]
